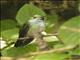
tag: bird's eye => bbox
[33,17,36,18]
[41,17,44,20]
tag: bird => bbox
[14,15,49,51]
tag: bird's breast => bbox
[28,19,45,36]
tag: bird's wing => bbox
[19,23,30,38]
[14,22,34,47]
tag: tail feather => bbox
[14,37,34,47]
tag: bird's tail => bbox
[14,37,34,47]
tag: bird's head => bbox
[29,15,45,29]
[32,15,44,21]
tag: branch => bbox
[28,45,75,56]
[1,33,57,51]
[1,42,15,51]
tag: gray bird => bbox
[14,15,49,51]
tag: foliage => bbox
[1,28,19,42]
[58,16,80,46]
[45,14,58,33]
[2,44,37,57]
[1,19,17,31]
[33,52,70,60]
[16,4,46,26]
[1,3,80,60]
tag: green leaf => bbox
[16,4,46,26]
[1,28,19,42]
[45,14,58,33]
[1,19,17,31]
[58,16,80,46]
[2,44,36,57]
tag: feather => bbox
[14,37,34,47]
[14,22,34,47]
